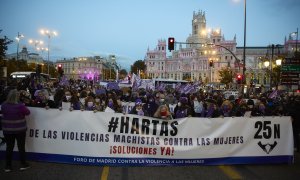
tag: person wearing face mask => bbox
[94,95,103,111]
[158,93,167,106]
[174,96,193,119]
[153,105,172,120]
[220,100,233,117]
[85,96,95,111]
[106,95,122,113]
[143,95,158,117]
[32,89,56,108]
[251,101,266,116]
[165,90,177,105]
[205,101,220,118]
[191,96,204,117]
[129,99,145,116]
[154,92,161,106]
[120,91,131,102]
[64,92,72,102]
[69,90,81,110]
[60,90,72,110]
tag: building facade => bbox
[145,11,241,84]
[144,10,297,89]
[6,47,44,65]
[6,46,54,72]
[55,55,117,81]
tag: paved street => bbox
[1,151,299,180]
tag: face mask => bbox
[108,101,114,107]
[87,102,94,107]
[160,99,165,103]
[178,102,181,107]
[149,99,154,102]
[194,98,198,101]
[95,98,100,103]
[161,111,167,117]
[137,109,144,116]
[66,96,71,101]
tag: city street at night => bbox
[1,0,300,180]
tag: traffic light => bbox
[57,64,63,77]
[209,60,213,67]
[237,74,242,84]
[168,37,175,51]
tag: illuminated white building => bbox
[55,55,117,81]
[144,10,296,90]
[6,47,44,65]
[145,10,239,83]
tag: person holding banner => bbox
[32,89,56,109]
[153,104,172,120]
[191,95,204,117]
[220,100,233,117]
[173,97,193,119]
[85,96,96,111]
[1,89,31,172]
[143,95,158,117]
[129,99,145,116]
[69,90,81,110]
[106,95,122,113]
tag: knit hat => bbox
[135,98,143,105]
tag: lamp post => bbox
[15,32,24,61]
[40,29,57,75]
[270,44,274,90]
[264,44,281,90]
[242,0,247,84]
[232,0,246,94]
[263,60,270,89]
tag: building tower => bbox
[186,10,208,48]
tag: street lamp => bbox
[28,39,43,51]
[15,32,24,61]
[232,0,246,94]
[264,61,270,68]
[40,29,57,75]
[242,0,247,84]
[275,59,282,66]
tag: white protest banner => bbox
[0,107,294,166]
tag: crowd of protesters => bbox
[1,77,300,153]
